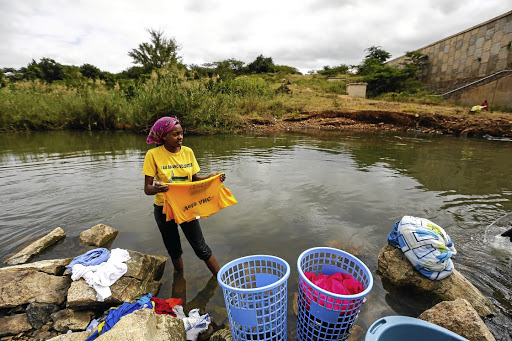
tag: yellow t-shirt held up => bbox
[142,145,237,223]
[162,173,237,224]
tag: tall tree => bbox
[128,29,181,72]
[22,60,43,80]
[247,55,276,73]
[80,63,102,79]
[358,46,392,75]
[37,58,65,82]
[364,46,391,63]
[402,51,429,80]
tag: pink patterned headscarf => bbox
[146,117,180,144]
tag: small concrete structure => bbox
[346,82,368,98]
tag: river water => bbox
[0,130,511,339]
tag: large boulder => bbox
[66,250,165,308]
[94,308,185,341]
[378,244,495,317]
[0,314,33,336]
[0,258,71,275]
[124,250,167,281]
[418,299,495,341]
[67,276,162,308]
[79,224,118,247]
[3,227,66,265]
[0,269,70,308]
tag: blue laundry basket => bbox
[297,247,373,341]
[365,316,469,341]
[218,255,290,341]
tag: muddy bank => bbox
[245,110,512,138]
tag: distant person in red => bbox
[470,99,488,114]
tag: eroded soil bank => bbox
[245,110,512,138]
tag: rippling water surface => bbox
[0,130,511,339]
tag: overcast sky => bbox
[1,1,510,74]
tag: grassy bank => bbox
[0,69,248,133]
[0,68,506,134]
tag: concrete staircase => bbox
[432,70,512,99]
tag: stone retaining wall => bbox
[387,11,512,84]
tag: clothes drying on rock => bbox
[162,173,237,224]
[66,248,110,275]
[173,305,211,341]
[70,248,131,301]
[150,296,177,316]
[165,297,183,309]
[84,293,154,341]
[387,215,456,280]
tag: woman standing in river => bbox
[142,116,224,276]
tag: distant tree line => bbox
[1,29,300,90]
[1,29,428,98]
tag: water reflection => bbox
[158,272,220,316]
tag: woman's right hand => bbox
[154,181,169,194]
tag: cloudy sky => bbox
[1,0,510,74]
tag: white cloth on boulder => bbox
[173,305,211,341]
[71,248,131,301]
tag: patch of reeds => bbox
[0,69,276,133]
[0,79,131,131]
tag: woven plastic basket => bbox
[297,247,373,341]
[218,255,290,341]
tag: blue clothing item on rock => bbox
[66,248,110,275]
[84,293,154,341]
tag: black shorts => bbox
[153,204,212,261]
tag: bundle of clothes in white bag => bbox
[387,216,457,280]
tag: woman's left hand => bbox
[209,172,226,182]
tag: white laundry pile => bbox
[70,248,131,301]
[173,305,211,341]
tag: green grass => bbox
[3,67,505,133]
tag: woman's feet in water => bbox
[204,254,220,276]
[172,257,184,273]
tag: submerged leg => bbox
[205,254,220,276]
[172,256,184,273]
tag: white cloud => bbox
[0,0,510,74]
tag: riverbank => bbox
[2,73,510,136]
[242,94,512,138]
